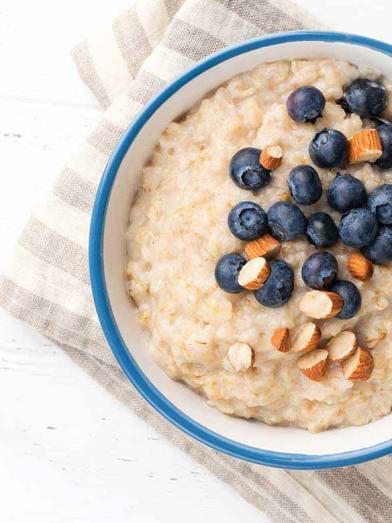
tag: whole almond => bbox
[260,145,283,170]
[271,327,291,352]
[244,234,281,260]
[348,129,382,164]
[298,349,329,381]
[347,252,373,282]
[238,257,270,290]
[292,322,321,353]
[299,291,343,320]
[342,347,374,381]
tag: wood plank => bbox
[0,312,261,523]
[2,0,392,520]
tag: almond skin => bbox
[292,322,321,353]
[238,257,270,290]
[260,145,283,170]
[342,347,374,381]
[299,291,343,320]
[348,129,382,164]
[271,327,291,352]
[327,331,358,362]
[244,234,281,260]
[347,252,373,282]
[298,349,328,381]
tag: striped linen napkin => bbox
[2,0,392,519]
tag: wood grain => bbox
[0,1,262,521]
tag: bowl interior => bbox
[98,36,392,463]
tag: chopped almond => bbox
[299,291,343,320]
[347,252,373,282]
[348,129,382,164]
[227,343,254,373]
[342,347,374,381]
[327,331,357,362]
[298,349,328,381]
[271,327,291,352]
[244,234,281,260]
[292,322,321,353]
[260,145,283,170]
[238,257,270,290]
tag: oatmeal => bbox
[126,59,392,433]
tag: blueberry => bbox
[339,209,378,248]
[306,212,338,247]
[229,147,271,190]
[309,128,347,168]
[228,201,268,241]
[376,124,392,169]
[367,184,392,225]
[215,253,246,293]
[336,97,352,114]
[288,165,322,205]
[362,226,392,265]
[327,173,367,213]
[368,117,386,127]
[267,201,307,241]
[301,252,338,290]
[343,78,388,118]
[254,260,294,308]
[287,86,326,123]
[330,280,361,319]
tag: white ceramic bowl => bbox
[90,31,392,469]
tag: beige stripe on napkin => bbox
[1,0,391,520]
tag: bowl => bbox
[89,31,392,469]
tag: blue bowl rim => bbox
[89,30,392,469]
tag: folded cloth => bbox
[2,0,392,520]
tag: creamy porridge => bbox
[126,59,392,433]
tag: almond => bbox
[298,349,328,381]
[342,347,374,381]
[244,234,281,260]
[238,257,270,290]
[327,331,357,362]
[260,145,283,170]
[292,322,321,353]
[227,343,254,373]
[348,129,382,164]
[347,252,373,282]
[271,327,291,352]
[299,291,343,320]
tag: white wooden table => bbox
[1,1,391,521]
